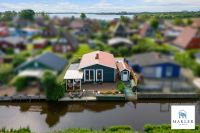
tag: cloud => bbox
[0,0,199,12]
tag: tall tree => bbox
[80,13,86,20]
[150,18,159,29]
[19,9,35,21]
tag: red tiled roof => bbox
[192,19,200,28]
[116,61,130,72]
[173,27,198,49]
[79,51,117,69]
[140,23,150,37]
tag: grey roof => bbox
[108,37,133,46]
[0,36,27,45]
[129,52,178,67]
[68,63,80,70]
[16,52,67,72]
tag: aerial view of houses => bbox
[0,0,200,132]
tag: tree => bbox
[41,71,65,101]
[1,11,17,21]
[80,13,86,20]
[12,55,26,67]
[19,9,35,21]
[173,18,184,26]
[120,16,129,24]
[150,18,159,29]
[0,64,13,85]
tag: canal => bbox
[0,100,199,132]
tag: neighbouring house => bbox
[128,52,181,78]
[113,23,133,37]
[164,26,184,42]
[64,51,131,90]
[116,58,131,81]
[33,38,48,49]
[0,27,9,37]
[69,19,91,36]
[108,37,133,48]
[0,50,5,64]
[42,23,59,37]
[0,36,27,53]
[192,19,200,29]
[195,52,200,64]
[139,23,155,38]
[173,27,200,50]
[15,52,67,78]
[53,31,78,53]
[21,27,42,38]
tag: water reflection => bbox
[0,100,198,132]
[0,102,126,127]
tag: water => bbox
[0,100,199,133]
[49,13,133,20]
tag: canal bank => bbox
[0,92,200,102]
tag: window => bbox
[34,62,38,67]
[84,69,95,81]
[166,67,173,77]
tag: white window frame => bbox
[96,69,103,82]
[84,69,95,82]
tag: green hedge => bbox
[144,124,200,133]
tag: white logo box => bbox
[171,105,195,129]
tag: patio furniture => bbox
[78,92,83,99]
[68,92,74,99]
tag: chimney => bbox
[95,53,99,60]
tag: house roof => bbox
[18,70,44,78]
[69,19,85,29]
[192,19,200,28]
[79,51,117,69]
[0,36,27,45]
[173,27,198,49]
[108,37,133,46]
[140,23,151,37]
[16,52,67,72]
[116,61,130,72]
[64,63,83,79]
[129,52,178,67]
[33,38,48,44]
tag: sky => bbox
[0,0,200,12]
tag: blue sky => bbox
[0,0,199,12]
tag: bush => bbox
[117,81,126,92]
[13,76,27,92]
[144,124,200,133]
[0,64,13,84]
[41,71,65,101]
[106,125,132,132]
[12,55,26,67]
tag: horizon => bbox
[0,0,200,13]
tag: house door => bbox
[96,69,103,82]
[122,71,129,81]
